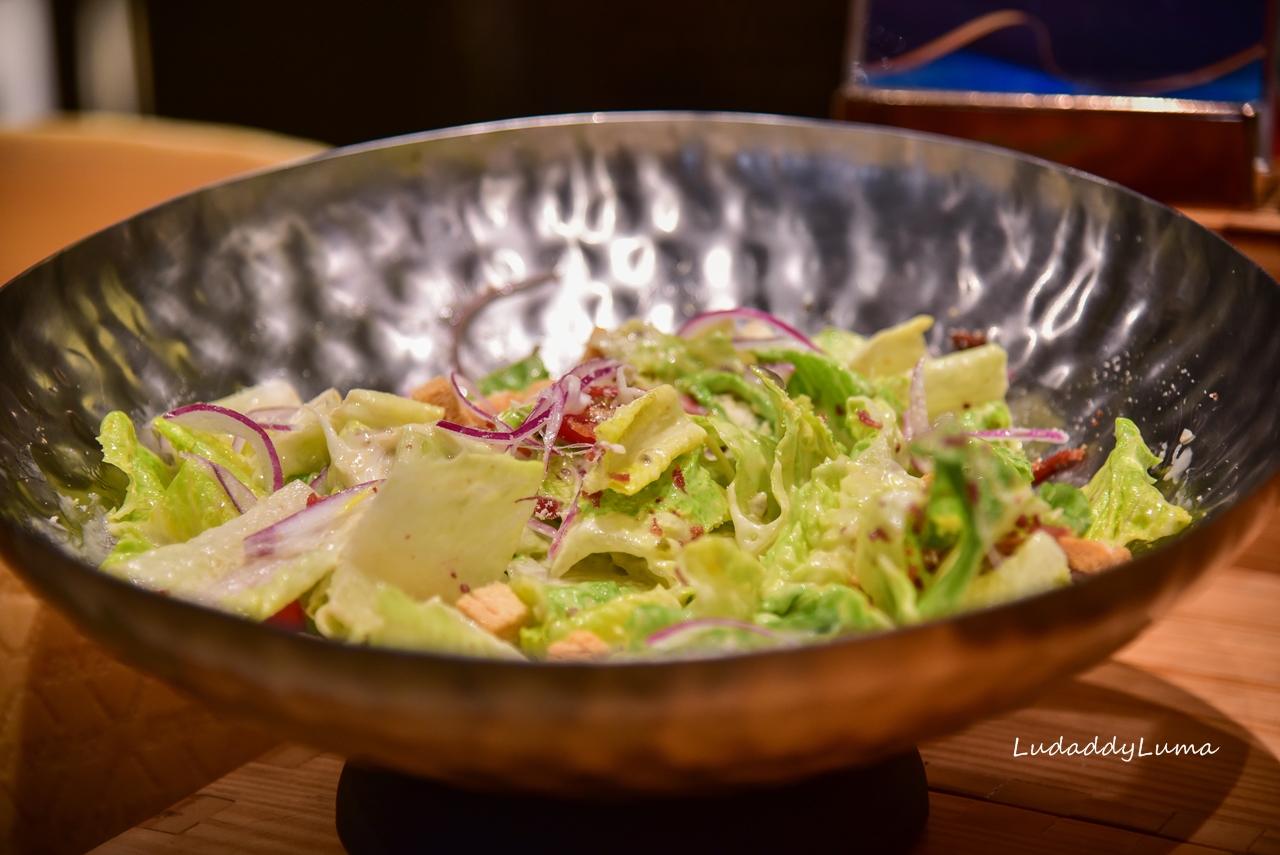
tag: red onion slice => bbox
[449,371,503,427]
[570,358,623,386]
[548,477,583,559]
[309,465,330,491]
[903,357,929,442]
[966,428,1070,444]
[179,452,257,514]
[165,403,284,492]
[677,308,818,352]
[243,481,380,560]
[526,518,557,539]
[646,618,779,647]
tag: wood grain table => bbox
[91,517,1280,855]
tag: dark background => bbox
[54,0,851,146]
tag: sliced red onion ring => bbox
[646,618,779,647]
[243,480,380,560]
[677,307,819,352]
[449,371,503,427]
[525,518,557,539]
[966,428,1070,444]
[548,477,583,559]
[570,358,624,386]
[903,357,929,442]
[179,452,257,514]
[246,406,300,425]
[165,403,284,492]
[309,465,330,491]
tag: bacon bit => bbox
[868,528,889,542]
[588,385,618,401]
[654,496,663,503]
[672,466,686,492]
[857,409,884,430]
[610,472,631,483]
[950,329,987,350]
[650,517,664,536]
[584,491,603,508]
[306,493,322,507]
[450,572,457,578]
[459,583,472,594]
[559,415,597,444]
[689,524,704,541]
[264,600,307,632]
[533,496,562,520]
[835,404,846,417]
[1032,447,1088,485]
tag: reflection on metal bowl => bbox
[0,113,1277,794]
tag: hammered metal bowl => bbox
[2,113,1278,794]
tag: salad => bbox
[91,309,1191,661]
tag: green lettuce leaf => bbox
[1039,482,1092,536]
[848,314,933,378]
[476,351,550,395]
[370,588,525,660]
[518,586,684,656]
[581,385,708,496]
[344,425,543,603]
[1082,418,1191,548]
[961,530,1070,611]
[675,371,778,436]
[757,583,891,635]
[922,344,1009,423]
[97,411,173,565]
[679,536,764,620]
[813,327,868,367]
[145,457,242,545]
[587,318,739,383]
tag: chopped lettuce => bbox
[962,530,1069,611]
[1039,482,1092,536]
[1082,418,1191,549]
[923,344,1009,423]
[97,411,172,565]
[848,315,933,379]
[370,588,524,660]
[758,583,891,635]
[344,426,543,602]
[587,318,739,383]
[679,536,764,620]
[477,351,550,395]
[581,385,708,496]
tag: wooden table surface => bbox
[90,523,1280,855]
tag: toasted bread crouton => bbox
[1055,535,1131,574]
[487,378,554,414]
[410,376,488,427]
[546,630,610,661]
[455,583,530,642]
[581,327,608,362]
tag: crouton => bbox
[546,629,611,661]
[455,583,530,642]
[1055,535,1131,574]
[410,376,488,427]
[487,378,554,414]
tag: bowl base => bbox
[335,750,929,854]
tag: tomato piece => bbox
[265,599,307,632]
[558,415,596,443]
